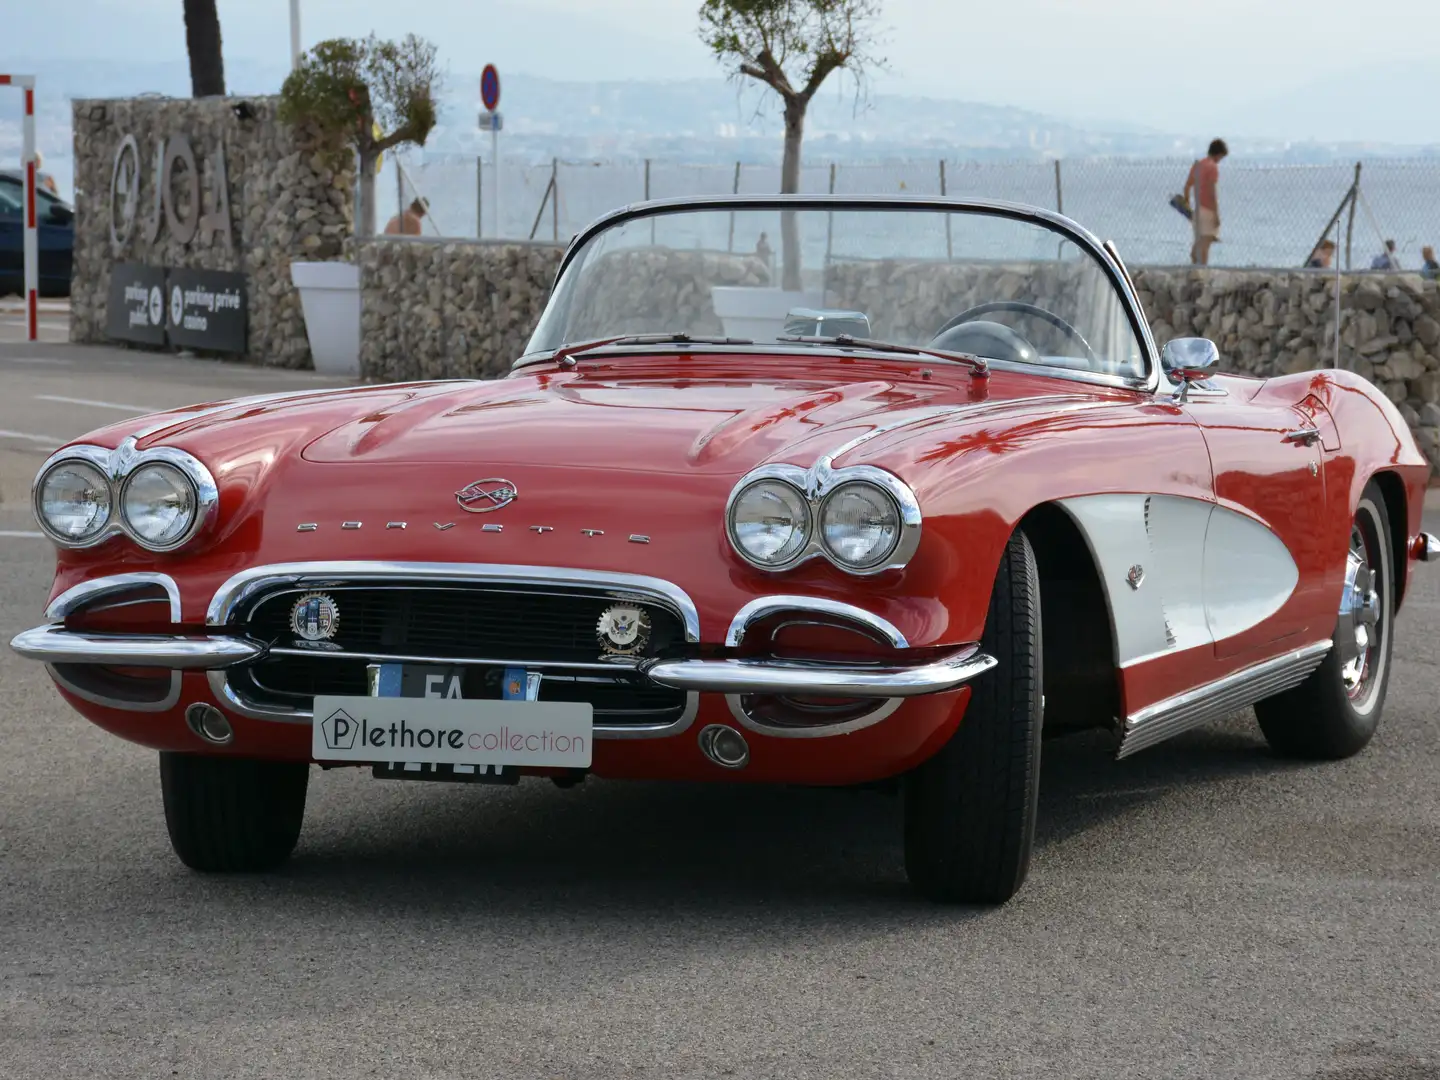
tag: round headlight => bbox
[729,480,811,567]
[36,461,112,543]
[820,482,902,569]
[122,463,198,549]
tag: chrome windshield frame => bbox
[516,194,1160,394]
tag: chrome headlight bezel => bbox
[725,475,814,570]
[32,458,113,546]
[817,480,905,571]
[724,460,921,576]
[31,439,219,553]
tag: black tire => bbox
[904,529,1043,904]
[1254,481,1394,760]
[159,752,309,872]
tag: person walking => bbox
[1370,239,1400,270]
[1182,139,1228,266]
[1306,239,1337,269]
[384,197,429,236]
[1422,245,1439,280]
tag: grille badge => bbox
[290,592,340,643]
[597,604,652,656]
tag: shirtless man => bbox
[1183,139,1228,266]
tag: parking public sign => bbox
[481,65,500,112]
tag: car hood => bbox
[291,360,1107,477]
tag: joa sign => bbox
[109,132,234,256]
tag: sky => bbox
[9,0,1440,143]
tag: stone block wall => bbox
[69,95,353,367]
[355,239,565,381]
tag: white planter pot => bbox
[710,286,823,342]
[291,260,361,376]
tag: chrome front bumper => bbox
[10,626,264,669]
[9,624,993,700]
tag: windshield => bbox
[526,202,1147,381]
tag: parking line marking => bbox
[0,530,45,539]
[0,356,72,365]
[0,428,62,445]
[35,394,156,414]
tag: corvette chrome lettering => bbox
[295,520,654,542]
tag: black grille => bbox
[237,584,689,727]
[246,586,683,662]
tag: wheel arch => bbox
[1369,469,1409,612]
[1018,502,1121,735]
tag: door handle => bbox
[1283,427,1321,446]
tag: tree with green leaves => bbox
[279,35,441,237]
[182,0,226,97]
[699,0,883,289]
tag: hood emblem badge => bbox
[433,522,456,531]
[456,478,518,514]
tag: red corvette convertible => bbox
[12,197,1437,903]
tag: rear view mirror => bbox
[48,204,74,226]
[1162,338,1220,401]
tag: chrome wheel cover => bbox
[1335,509,1387,713]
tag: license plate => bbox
[311,663,592,770]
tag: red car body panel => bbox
[34,351,1432,781]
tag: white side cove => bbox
[1058,494,1299,666]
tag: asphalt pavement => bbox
[1,336,1438,1080]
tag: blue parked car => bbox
[0,168,73,297]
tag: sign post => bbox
[480,64,501,238]
[0,74,38,341]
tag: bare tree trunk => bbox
[779,99,805,291]
[357,155,378,238]
[183,0,227,97]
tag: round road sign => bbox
[481,65,500,112]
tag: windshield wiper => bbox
[776,334,989,376]
[554,333,753,368]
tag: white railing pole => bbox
[2,75,39,341]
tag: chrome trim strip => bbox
[644,644,994,698]
[208,668,701,739]
[521,194,1159,394]
[9,625,265,669]
[1117,640,1332,759]
[204,561,702,642]
[265,646,643,673]
[32,439,220,552]
[45,572,182,623]
[47,664,182,713]
[725,460,922,576]
[725,693,903,738]
[725,596,909,648]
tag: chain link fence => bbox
[382,153,1440,271]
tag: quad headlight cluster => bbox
[725,462,921,575]
[32,441,218,552]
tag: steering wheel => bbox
[932,301,1100,367]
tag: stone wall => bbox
[69,95,353,367]
[356,239,564,381]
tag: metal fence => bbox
[382,154,1440,271]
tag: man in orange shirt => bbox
[1183,139,1228,266]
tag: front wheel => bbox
[1254,481,1394,759]
[160,753,309,872]
[903,529,1044,904]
